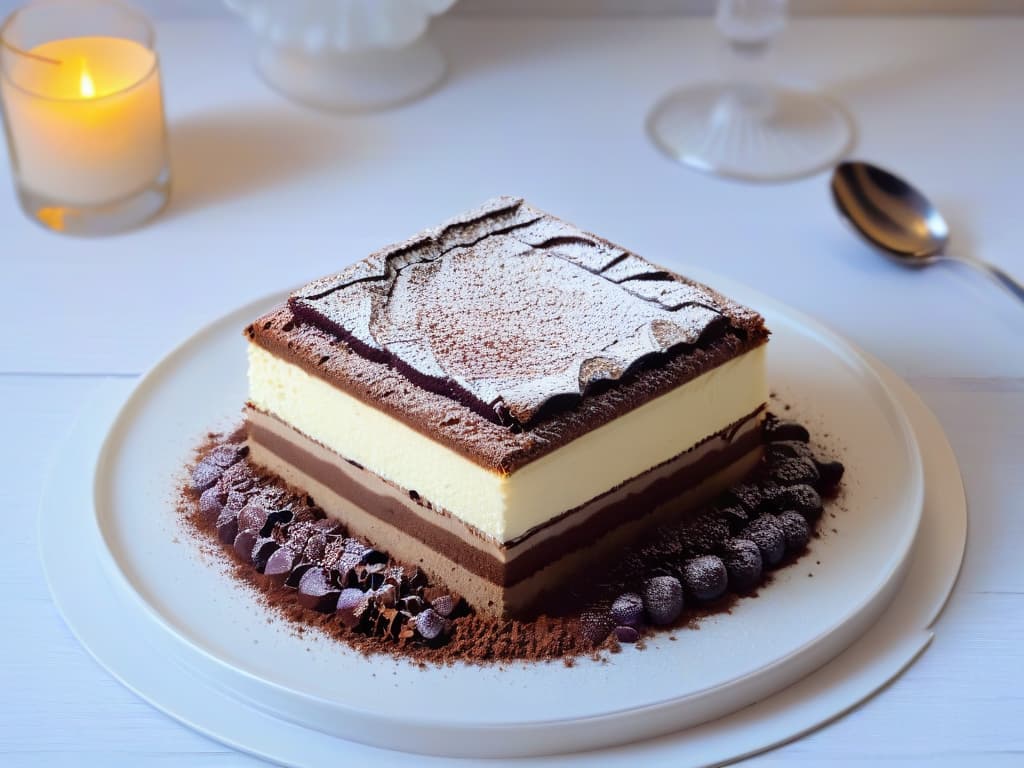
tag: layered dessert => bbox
[243,197,770,618]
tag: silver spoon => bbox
[830,161,1024,303]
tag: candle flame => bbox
[37,207,66,232]
[79,62,96,98]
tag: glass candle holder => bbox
[0,0,170,235]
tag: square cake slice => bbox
[244,197,769,617]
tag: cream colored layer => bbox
[248,343,767,542]
[246,406,762,555]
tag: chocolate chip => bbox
[225,490,247,511]
[198,486,224,522]
[297,567,340,612]
[284,521,316,552]
[721,538,763,593]
[739,516,785,567]
[341,539,368,561]
[285,562,314,589]
[289,504,317,524]
[580,609,613,645]
[724,483,762,513]
[190,459,222,492]
[769,458,820,487]
[765,440,815,464]
[359,548,388,566]
[209,444,244,468]
[215,508,239,545]
[265,507,294,529]
[610,593,645,628]
[431,594,457,618]
[718,504,749,534]
[264,546,298,580]
[424,586,448,605]
[383,566,405,589]
[375,583,398,608]
[238,502,268,534]
[271,525,290,546]
[219,462,254,492]
[233,530,259,562]
[405,568,428,592]
[303,532,327,563]
[816,460,845,493]
[759,482,783,509]
[415,608,445,640]
[264,488,289,508]
[682,516,730,557]
[321,539,345,570]
[351,563,380,590]
[252,537,279,571]
[777,511,811,553]
[334,554,361,587]
[765,420,810,443]
[771,484,823,519]
[683,555,728,601]
[337,588,370,628]
[399,595,426,615]
[614,625,640,643]
[642,576,683,625]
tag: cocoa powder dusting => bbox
[179,414,841,666]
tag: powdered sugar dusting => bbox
[289,198,734,426]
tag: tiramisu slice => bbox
[244,197,769,617]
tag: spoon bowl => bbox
[830,161,1023,302]
[830,161,950,264]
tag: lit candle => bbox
[0,2,170,234]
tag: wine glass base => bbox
[16,167,170,236]
[647,82,855,182]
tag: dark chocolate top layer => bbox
[247,197,769,473]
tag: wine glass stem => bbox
[730,81,777,115]
[716,0,787,116]
[721,49,776,118]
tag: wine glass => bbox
[646,0,854,182]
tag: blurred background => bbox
[1,1,1019,13]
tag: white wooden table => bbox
[2,15,1022,767]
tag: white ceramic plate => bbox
[87,273,923,758]
[39,355,964,767]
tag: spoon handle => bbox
[945,254,1024,304]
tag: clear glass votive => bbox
[0,0,170,235]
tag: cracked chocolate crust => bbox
[246,198,769,474]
